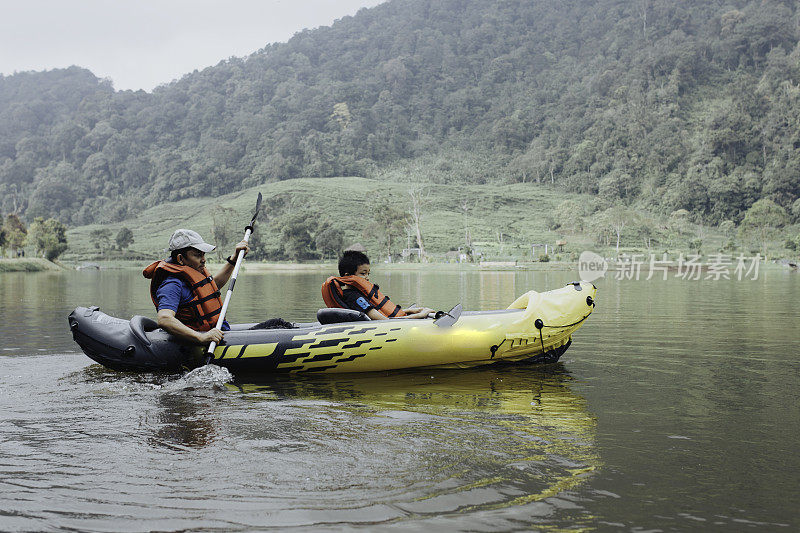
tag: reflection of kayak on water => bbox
[230,365,600,512]
[69,281,596,374]
[229,364,596,430]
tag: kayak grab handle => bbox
[130,315,158,347]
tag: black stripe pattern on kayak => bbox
[335,353,368,363]
[217,326,400,372]
[297,365,338,373]
[342,339,371,349]
[313,325,377,336]
[302,352,344,363]
[309,338,349,349]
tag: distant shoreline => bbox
[0,258,65,272]
[52,259,578,272]
[4,257,793,274]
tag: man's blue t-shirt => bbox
[156,276,230,331]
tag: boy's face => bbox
[354,263,370,281]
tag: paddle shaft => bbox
[203,192,261,364]
[205,226,252,359]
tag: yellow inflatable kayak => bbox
[69,281,596,374]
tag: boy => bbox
[321,250,433,320]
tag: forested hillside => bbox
[1,0,799,227]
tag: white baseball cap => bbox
[167,229,216,252]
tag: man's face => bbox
[178,248,206,273]
[354,263,370,282]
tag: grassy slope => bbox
[0,258,64,272]
[64,176,796,263]
[65,177,594,261]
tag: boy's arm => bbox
[402,306,435,319]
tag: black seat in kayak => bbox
[317,308,370,324]
[130,315,158,346]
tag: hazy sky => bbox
[0,0,386,92]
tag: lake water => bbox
[1,266,798,531]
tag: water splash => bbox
[177,364,234,389]
[68,362,233,394]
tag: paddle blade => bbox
[434,303,462,328]
[250,192,263,227]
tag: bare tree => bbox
[639,0,650,39]
[407,186,428,261]
[460,198,473,249]
[596,206,635,254]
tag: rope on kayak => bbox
[489,312,592,359]
[535,319,546,354]
[489,339,506,359]
[539,312,593,330]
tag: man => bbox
[143,229,248,344]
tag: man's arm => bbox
[157,308,224,345]
[213,240,250,288]
[365,308,387,320]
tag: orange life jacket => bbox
[321,276,406,318]
[142,261,223,331]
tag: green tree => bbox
[331,102,352,130]
[365,196,409,262]
[791,198,800,223]
[274,210,318,261]
[246,230,268,261]
[28,217,68,260]
[26,162,80,221]
[718,220,736,238]
[631,215,663,250]
[115,227,134,250]
[2,214,27,257]
[314,223,345,261]
[665,209,695,249]
[211,206,237,260]
[553,199,585,234]
[598,170,637,203]
[89,228,113,257]
[738,198,788,256]
[719,219,737,250]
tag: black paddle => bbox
[204,192,262,364]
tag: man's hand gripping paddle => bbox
[204,192,262,364]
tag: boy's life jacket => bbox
[321,276,407,318]
[142,260,223,331]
